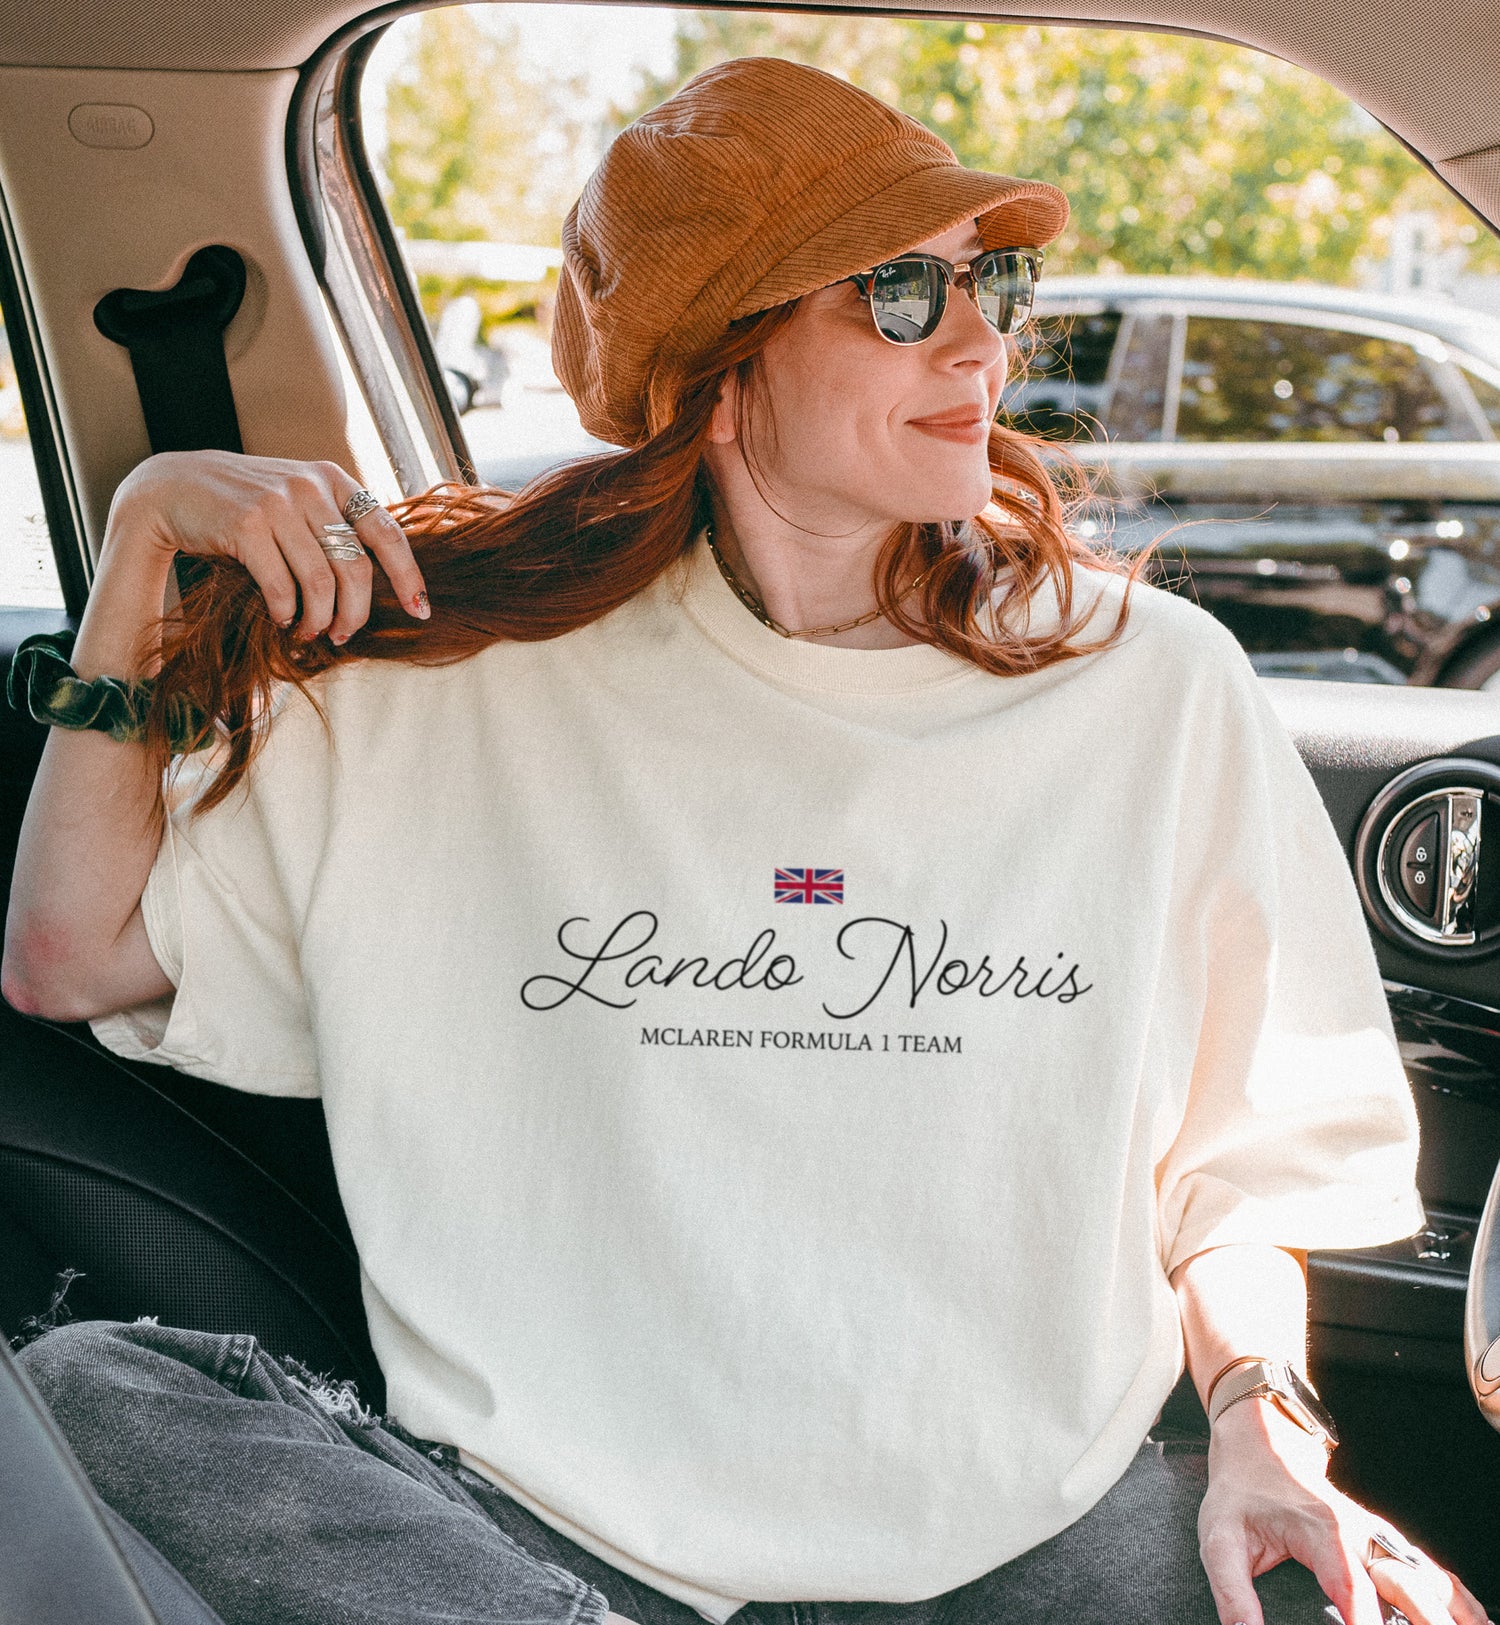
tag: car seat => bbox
[0,1000,383,1408]
[0,1332,227,1624]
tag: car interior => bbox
[2,0,1500,1619]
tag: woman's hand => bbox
[107,449,430,643]
[1199,1399,1489,1625]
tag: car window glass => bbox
[1004,311,1121,439]
[0,312,61,609]
[1176,318,1459,443]
[1026,314,1120,386]
[1105,313,1175,442]
[1460,364,1500,437]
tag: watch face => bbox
[1279,1364,1340,1447]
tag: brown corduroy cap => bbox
[552,55,1071,448]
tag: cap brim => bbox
[730,167,1069,320]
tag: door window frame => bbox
[0,179,89,616]
[289,15,477,498]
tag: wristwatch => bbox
[1205,1358,1340,1452]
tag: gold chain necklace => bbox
[704,524,931,641]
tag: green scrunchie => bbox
[5,629,213,755]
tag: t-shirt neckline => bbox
[673,528,978,697]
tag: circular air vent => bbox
[1354,756,1500,958]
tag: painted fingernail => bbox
[413,591,430,620]
[331,631,349,645]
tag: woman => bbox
[2,53,1486,1625]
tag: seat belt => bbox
[93,246,248,594]
[93,245,246,456]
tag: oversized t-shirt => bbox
[91,529,1424,1620]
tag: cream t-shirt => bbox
[92,532,1423,1620]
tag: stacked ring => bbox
[1367,1529,1424,1570]
[341,488,383,524]
[318,522,367,562]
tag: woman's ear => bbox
[706,372,739,445]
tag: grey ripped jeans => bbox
[17,1319,1341,1625]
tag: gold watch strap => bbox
[1207,1360,1281,1425]
[1205,1359,1337,1449]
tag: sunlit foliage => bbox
[626,13,1498,284]
[383,9,587,247]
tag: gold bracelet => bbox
[1204,1354,1270,1414]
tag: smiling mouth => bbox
[909,411,990,441]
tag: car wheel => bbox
[1440,636,1500,691]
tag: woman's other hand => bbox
[1198,1399,1490,1625]
[109,449,431,642]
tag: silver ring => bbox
[1367,1529,1424,1570]
[341,488,383,525]
[318,523,367,562]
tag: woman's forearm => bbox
[1171,1242,1337,1476]
[2,508,178,1019]
[1170,1242,1310,1410]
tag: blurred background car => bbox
[433,293,512,414]
[1004,277,1500,688]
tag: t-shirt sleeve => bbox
[88,726,322,1099]
[1154,643,1425,1278]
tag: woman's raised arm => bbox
[1,450,427,1022]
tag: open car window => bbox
[335,4,1500,689]
[0,306,62,611]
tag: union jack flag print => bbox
[774,867,845,905]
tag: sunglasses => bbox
[845,247,1043,345]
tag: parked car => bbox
[1004,276,1500,687]
[432,293,512,415]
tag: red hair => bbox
[140,301,1158,821]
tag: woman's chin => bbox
[897,478,995,526]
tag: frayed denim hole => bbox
[274,1353,378,1429]
[8,1267,86,1351]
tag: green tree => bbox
[620,13,1499,284]
[383,10,585,247]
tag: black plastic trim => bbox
[1308,1205,1477,1380]
[1385,980,1500,1108]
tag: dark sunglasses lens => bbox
[869,259,944,344]
[973,253,1036,335]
